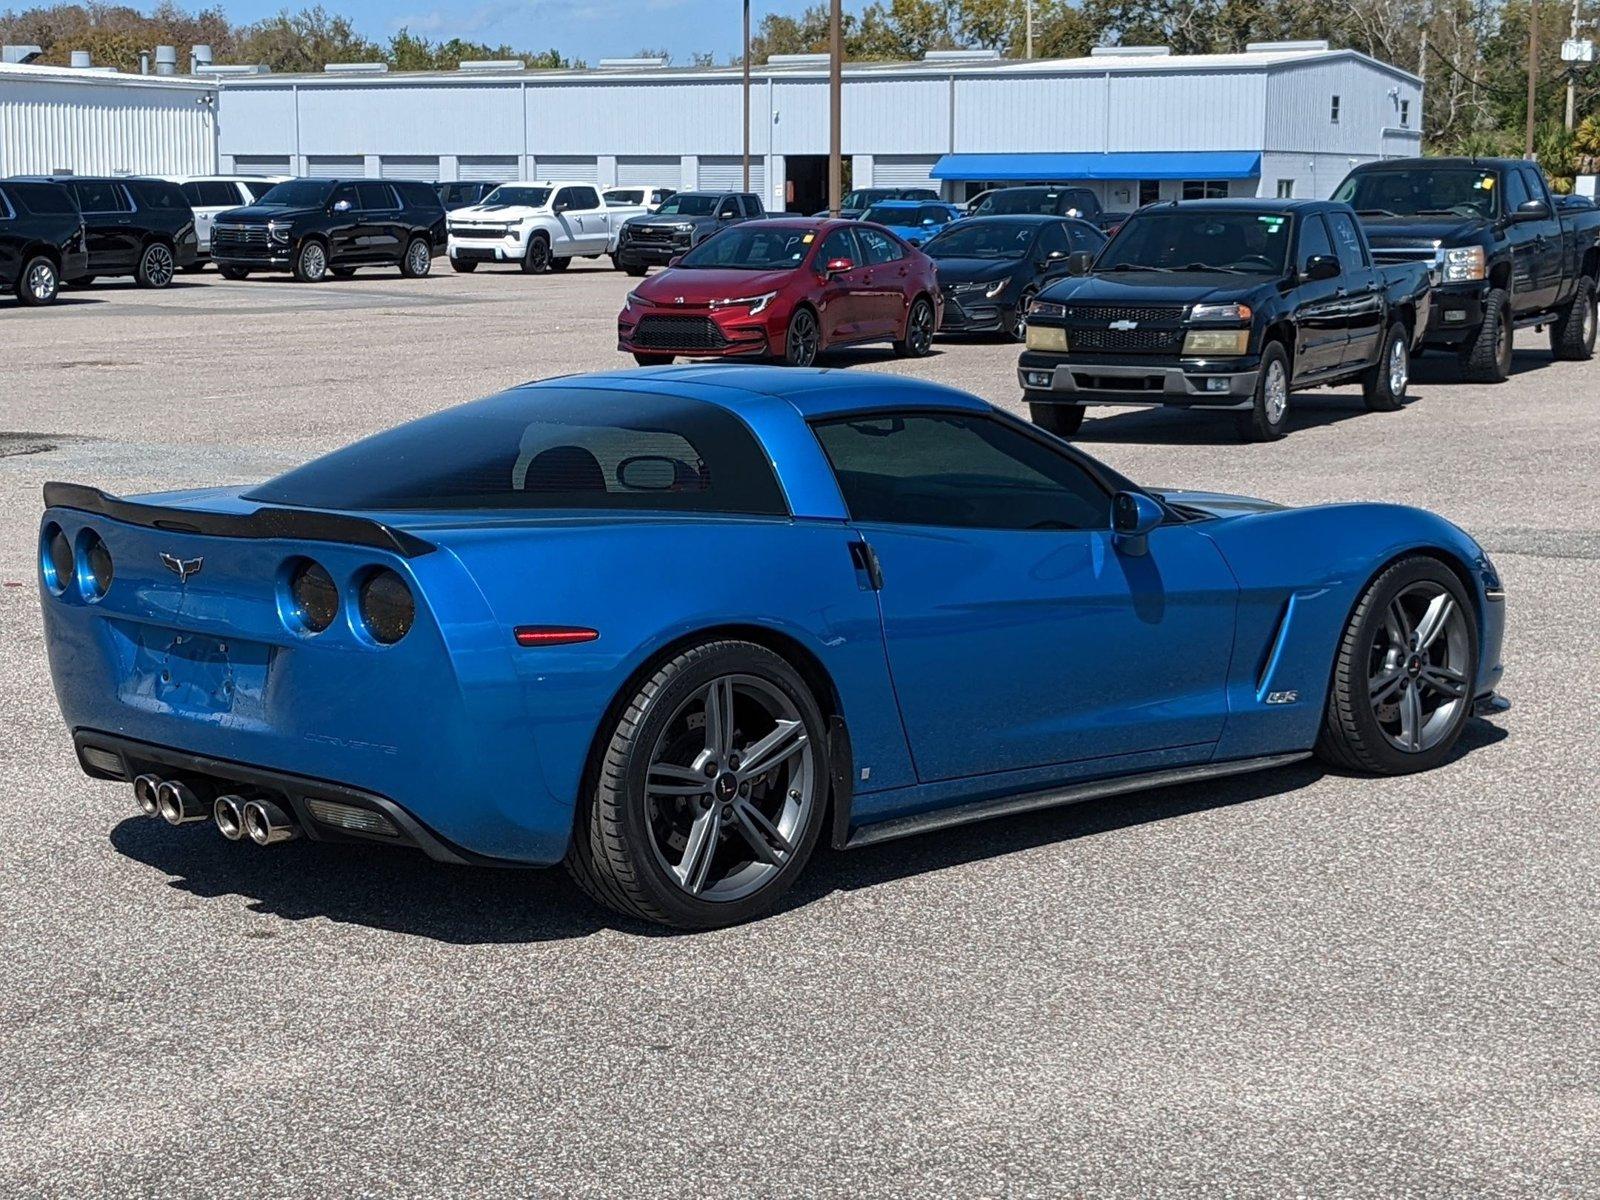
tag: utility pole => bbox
[1025,0,1034,59]
[828,0,842,215]
[1526,0,1540,159]
[742,0,751,191]
[1567,0,1580,130]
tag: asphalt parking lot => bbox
[2,263,1597,1198]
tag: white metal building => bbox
[0,60,217,177]
[212,42,1422,211]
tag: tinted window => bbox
[186,181,243,207]
[860,204,918,225]
[856,226,904,265]
[813,413,1109,532]
[977,189,1057,216]
[1332,168,1500,218]
[1522,167,1552,207]
[569,186,602,209]
[484,185,552,207]
[259,180,335,207]
[393,180,443,210]
[1100,211,1292,274]
[6,182,77,216]
[678,226,815,269]
[330,184,359,211]
[245,388,788,515]
[606,188,644,205]
[1326,212,1367,272]
[924,219,1037,259]
[356,182,396,210]
[1298,214,1334,269]
[715,196,740,218]
[0,188,12,220]
[919,205,953,226]
[817,228,857,266]
[1501,169,1530,211]
[1036,223,1071,260]
[654,193,719,216]
[1066,221,1103,252]
[72,180,128,213]
[128,180,186,210]
[741,194,763,214]
[242,181,277,201]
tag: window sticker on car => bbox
[1258,216,1286,232]
[803,233,815,243]
[1477,177,1495,190]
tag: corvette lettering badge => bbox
[160,552,204,583]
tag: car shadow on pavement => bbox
[108,720,1507,943]
[1070,392,1412,446]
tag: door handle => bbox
[847,541,883,591]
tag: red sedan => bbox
[617,218,941,366]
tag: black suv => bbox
[437,180,504,211]
[615,191,763,275]
[211,179,447,282]
[0,180,88,306]
[13,175,197,288]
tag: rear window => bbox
[245,388,789,515]
[393,180,444,211]
[129,180,187,210]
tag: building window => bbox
[1276,179,1296,199]
[1331,95,1341,123]
[1181,180,1228,200]
[1399,99,1411,128]
[1138,179,1160,206]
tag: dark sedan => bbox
[924,215,1105,341]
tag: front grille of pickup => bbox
[1071,327,1182,353]
[632,315,728,350]
[212,226,268,247]
[1061,304,1181,324]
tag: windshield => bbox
[860,204,919,225]
[654,194,719,216]
[977,189,1084,216]
[841,189,894,210]
[924,220,1037,259]
[1098,211,1292,274]
[1332,169,1501,218]
[255,180,333,207]
[678,226,814,270]
[481,185,552,208]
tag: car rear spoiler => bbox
[42,481,437,559]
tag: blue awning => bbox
[929,152,1263,182]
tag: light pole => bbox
[1025,0,1033,59]
[1526,0,1540,159]
[742,0,751,192]
[828,0,842,215]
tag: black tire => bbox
[783,306,821,366]
[893,294,936,358]
[1235,340,1291,442]
[1315,556,1479,776]
[564,640,830,929]
[633,353,674,366]
[135,241,176,289]
[1362,320,1410,412]
[15,254,59,306]
[609,254,621,270]
[1459,286,1512,382]
[1549,274,1597,361]
[218,266,250,281]
[521,235,551,274]
[624,264,648,278]
[399,237,432,278]
[1007,287,1037,342]
[450,258,479,273]
[1028,397,1085,437]
[549,256,571,272]
[292,239,330,283]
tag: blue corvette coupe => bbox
[40,368,1507,928]
[858,200,967,247]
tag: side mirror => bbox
[667,254,684,268]
[1112,491,1163,556]
[824,257,855,276]
[1066,250,1094,276]
[1304,254,1340,281]
[1514,198,1550,221]
[332,199,352,213]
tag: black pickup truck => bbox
[1018,199,1432,441]
[973,185,1129,233]
[1334,157,1600,380]
[615,191,764,275]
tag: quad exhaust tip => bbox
[213,794,247,841]
[156,779,209,826]
[133,773,162,816]
[242,799,299,846]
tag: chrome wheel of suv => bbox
[137,243,175,289]
[403,238,432,278]
[18,256,58,306]
[295,241,328,283]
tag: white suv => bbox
[602,185,676,212]
[446,181,648,274]
[168,176,289,264]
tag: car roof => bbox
[1347,156,1521,171]
[1139,198,1334,215]
[956,213,1069,224]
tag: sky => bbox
[222,0,820,63]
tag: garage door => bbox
[616,156,680,188]
[459,155,518,182]
[233,155,292,175]
[307,155,365,177]
[380,156,440,182]
[697,156,765,195]
[536,156,598,183]
[871,155,940,191]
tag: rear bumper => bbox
[1018,351,1262,408]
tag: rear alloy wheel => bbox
[894,295,936,358]
[784,307,820,367]
[450,258,479,273]
[293,240,329,283]
[16,255,59,306]
[1008,287,1036,342]
[565,640,829,928]
[1316,556,1478,775]
[135,242,175,289]
[1028,397,1085,438]
[1550,275,1597,361]
[1235,341,1291,442]
[400,238,432,278]
[1362,321,1410,412]
[522,236,552,274]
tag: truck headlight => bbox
[1190,303,1252,322]
[1025,325,1069,352]
[1182,329,1251,355]
[1440,245,1486,282]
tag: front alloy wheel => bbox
[294,240,329,283]
[1009,288,1036,342]
[784,308,820,366]
[401,238,432,278]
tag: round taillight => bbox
[79,529,113,600]
[289,560,338,633]
[42,524,73,595]
[358,569,414,645]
